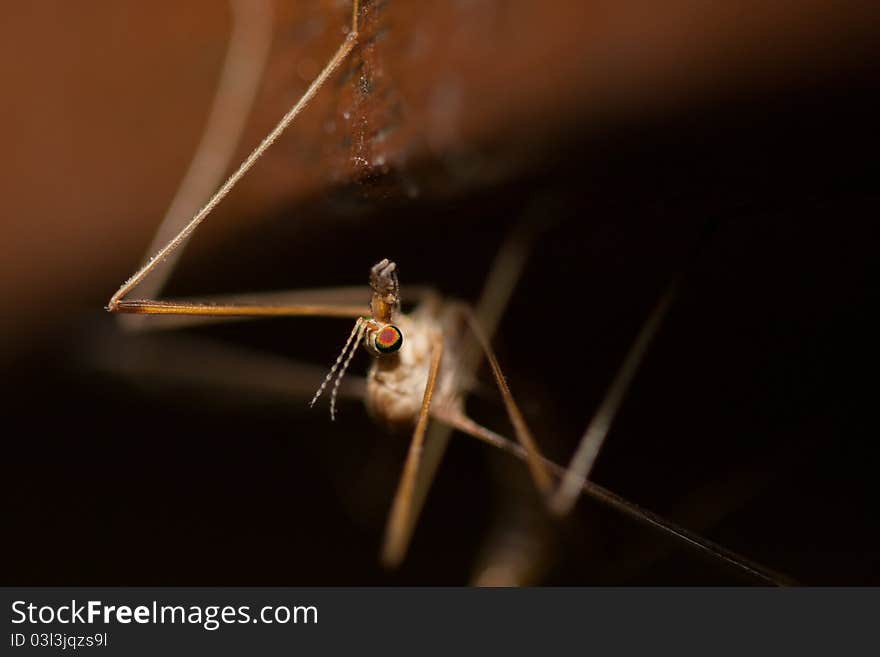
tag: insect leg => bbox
[119,0,274,333]
[549,280,679,515]
[457,305,555,497]
[381,333,445,569]
[111,298,365,319]
[430,406,797,586]
[120,286,437,332]
[108,11,359,313]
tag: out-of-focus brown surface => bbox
[1,2,228,351]
[1,1,879,353]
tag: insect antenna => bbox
[309,317,365,415]
[329,321,367,420]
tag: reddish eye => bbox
[375,325,403,354]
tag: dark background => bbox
[2,1,878,585]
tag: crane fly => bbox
[105,0,794,584]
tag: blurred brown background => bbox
[2,0,878,350]
[2,1,879,584]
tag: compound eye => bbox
[374,324,403,354]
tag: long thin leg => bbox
[430,405,797,586]
[381,334,445,569]
[112,298,365,319]
[550,281,678,515]
[115,286,435,332]
[120,0,274,333]
[107,2,360,312]
[459,305,555,496]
